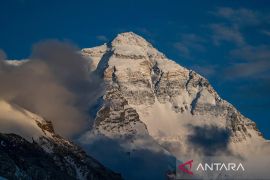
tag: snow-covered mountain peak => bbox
[111,32,153,48]
[109,32,163,63]
[81,32,167,73]
[83,32,266,160]
[79,32,267,179]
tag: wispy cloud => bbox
[190,65,218,78]
[207,7,270,81]
[261,30,270,37]
[208,7,270,47]
[180,33,206,51]
[173,42,190,57]
[136,27,154,36]
[211,7,261,27]
[230,45,270,61]
[96,35,108,42]
[173,33,206,58]
[224,61,270,79]
[225,45,270,79]
[209,24,245,46]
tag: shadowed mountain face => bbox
[0,133,122,180]
[0,101,122,180]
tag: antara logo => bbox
[196,162,245,171]
[178,160,194,175]
[178,160,245,175]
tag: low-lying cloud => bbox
[187,124,231,156]
[0,40,104,138]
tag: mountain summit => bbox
[82,32,264,144]
[111,32,153,47]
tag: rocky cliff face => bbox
[93,87,149,137]
[0,101,122,180]
[82,32,265,158]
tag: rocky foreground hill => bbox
[0,101,122,179]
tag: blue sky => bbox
[0,0,270,138]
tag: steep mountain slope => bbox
[81,32,268,178]
[0,100,121,180]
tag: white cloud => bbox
[261,30,270,37]
[173,42,190,57]
[191,65,217,77]
[230,45,270,61]
[96,35,108,41]
[224,45,270,79]
[212,7,261,26]
[209,24,245,46]
[173,33,206,58]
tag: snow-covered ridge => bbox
[0,100,47,141]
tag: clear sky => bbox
[0,0,270,138]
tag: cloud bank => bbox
[0,40,104,138]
